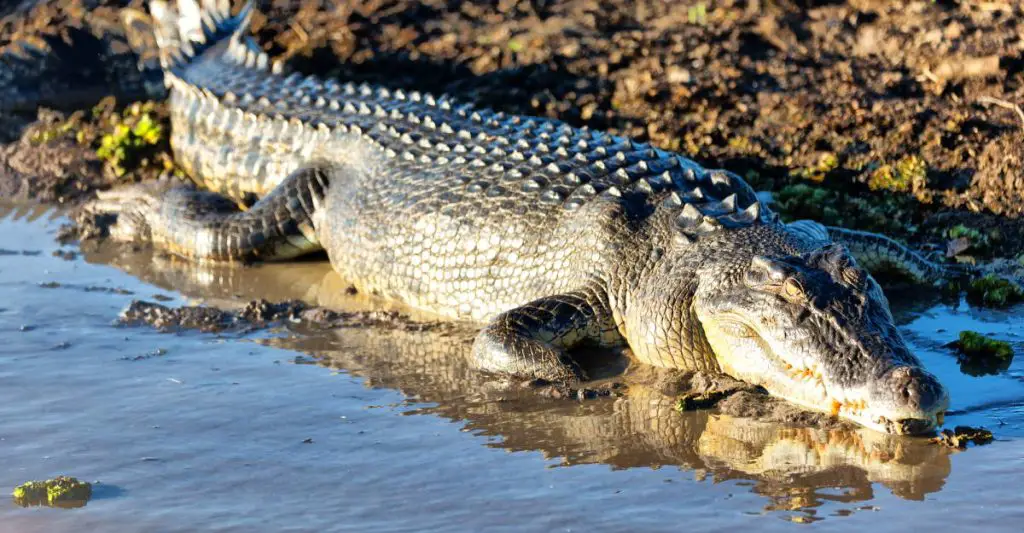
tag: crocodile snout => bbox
[888,366,947,414]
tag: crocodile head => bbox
[694,242,949,435]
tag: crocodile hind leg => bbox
[84,164,332,262]
[472,286,624,383]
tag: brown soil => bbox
[2,0,1023,257]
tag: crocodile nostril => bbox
[900,380,920,406]
[891,366,946,412]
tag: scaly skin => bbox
[86,0,959,434]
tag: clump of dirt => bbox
[931,426,994,449]
[120,299,236,332]
[716,390,853,430]
[118,298,455,334]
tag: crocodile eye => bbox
[782,278,806,302]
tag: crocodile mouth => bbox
[702,316,946,435]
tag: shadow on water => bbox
[29,204,961,519]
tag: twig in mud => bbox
[977,96,1024,129]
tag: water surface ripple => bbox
[1,203,1023,532]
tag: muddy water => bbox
[1,203,1023,532]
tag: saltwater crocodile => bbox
[83,0,955,434]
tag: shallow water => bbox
[1,202,1023,532]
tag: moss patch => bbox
[966,275,1024,307]
[12,476,92,508]
[867,155,928,197]
[952,331,1014,376]
[772,183,917,237]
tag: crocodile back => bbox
[161,0,773,320]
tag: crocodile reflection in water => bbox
[79,240,953,516]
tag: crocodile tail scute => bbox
[150,0,279,75]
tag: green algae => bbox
[957,331,1014,361]
[954,331,1014,376]
[966,275,1024,307]
[12,476,92,508]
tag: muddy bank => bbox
[3,1,1024,262]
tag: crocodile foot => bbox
[83,178,191,243]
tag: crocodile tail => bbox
[149,0,281,75]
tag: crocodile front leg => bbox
[472,286,623,383]
[85,164,332,262]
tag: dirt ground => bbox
[2,0,1023,252]
[2,0,1024,258]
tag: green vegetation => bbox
[954,331,1014,376]
[867,155,928,195]
[25,99,173,180]
[688,3,708,25]
[948,224,986,244]
[772,183,915,236]
[12,476,92,508]
[945,224,1001,258]
[789,152,839,183]
[96,103,167,177]
[28,114,82,144]
[966,275,1024,307]
[957,331,1014,361]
